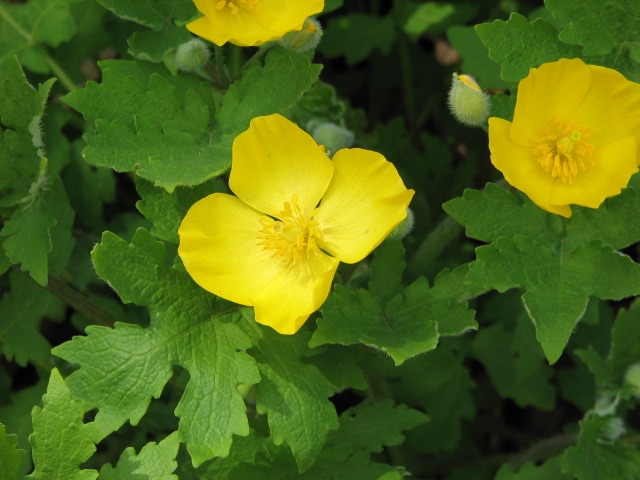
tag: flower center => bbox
[258,196,322,265]
[533,115,595,184]
[215,0,257,15]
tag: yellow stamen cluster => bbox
[258,196,321,264]
[215,0,258,15]
[533,116,595,184]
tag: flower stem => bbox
[0,3,77,93]
[232,43,274,82]
[45,274,119,327]
[407,215,463,277]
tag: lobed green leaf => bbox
[475,13,582,83]
[53,229,260,466]
[0,423,24,480]
[28,369,99,480]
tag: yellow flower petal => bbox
[178,193,274,306]
[510,58,592,147]
[489,117,572,217]
[549,136,638,208]
[229,114,334,217]
[251,249,339,334]
[187,0,324,47]
[178,192,339,335]
[314,148,414,263]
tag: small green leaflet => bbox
[27,369,100,480]
[0,423,24,480]
[98,432,180,479]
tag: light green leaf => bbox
[475,13,582,82]
[28,369,99,480]
[52,229,260,466]
[0,270,64,366]
[472,315,555,409]
[0,423,24,480]
[98,432,179,479]
[546,0,640,57]
[320,13,396,65]
[238,314,339,472]
[400,2,456,36]
[469,236,640,364]
[62,60,220,192]
[562,415,640,480]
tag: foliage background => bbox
[1,0,639,479]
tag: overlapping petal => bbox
[314,149,414,263]
[230,114,333,217]
[187,0,324,47]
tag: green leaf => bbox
[215,47,321,140]
[495,456,571,480]
[128,23,193,64]
[386,342,475,454]
[311,258,477,365]
[98,432,179,479]
[0,423,24,480]
[0,58,55,208]
[62,60,220,192]
[28,369,99,480]
[0,270,64,366]
[136,177,226,244]
[565,174,640,251]
[443,183,562,246]
[320,13,396,65]
[52,229,260,466]
[326,399,428,455]
[546,0,640,58]
[399,2,456,37]
[472,314,555,409]
[0,0,77,78]
[562,415,640,480]
[1,177,75,286]
[609,299,640,385]
[468,236,640,364]
[237,315,339,472]
[311,283,439,366]
[475,13,582,83]
[95,0,196,30]
[0,381,48,477]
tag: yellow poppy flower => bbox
[489,58,640,217]
[178,114,414,334]
[187,0,324,47]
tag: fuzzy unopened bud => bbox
[175,38,211,72]
[311,122,354,155]
[279,18,323,52]
[625,363,640,398]
[447,73,490,127]
[388,208,414,240]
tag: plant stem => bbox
[232,43,274,82]
[407,215,463,277]
[45,275,119,327]
[0,3,77,93]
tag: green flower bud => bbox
[601,416,625,443]
[279,18,323,53]
[175,38,211,72]
[447,73,490,127]
[388,208,414,240]
[624,363,640,398]
[310,122,354,155]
